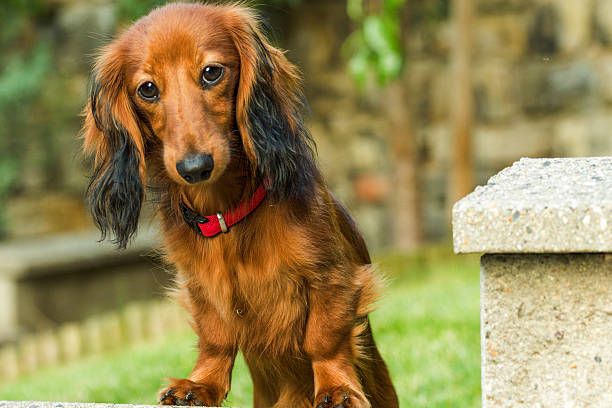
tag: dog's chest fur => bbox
[162,209,319,354]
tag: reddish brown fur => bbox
[82,3,398,407]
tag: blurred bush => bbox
[115,0,168,23]
[344,0,450,86]
[0,0,53,237]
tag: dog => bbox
[82,3,399,407]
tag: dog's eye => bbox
[201,65,224,86]
[138,81,159,101]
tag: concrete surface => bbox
[481,253,612,407]
[0,403,224,408]
[0,225,159,278]
[453,157,612,253]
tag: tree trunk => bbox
[387,82,423,250]
[449,0,474,206]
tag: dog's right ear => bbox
[82,41,147,249]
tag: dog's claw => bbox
[316,395,331,408]
[160,388,174,403]
[332,393,350,408]
[185,391,204,406]
[315,386,368,408]
[159,378,222,406]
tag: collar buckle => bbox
[216,212,228,233]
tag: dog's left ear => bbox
[82,41,147,249]
[226,7,318,202]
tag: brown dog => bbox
[82,3,398,407]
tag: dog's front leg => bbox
[159,298,237,407]
[304,279,371,408]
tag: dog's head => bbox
[83,3,316,248]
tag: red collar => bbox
[180,184,267,238]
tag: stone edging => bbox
[0,300,187,380]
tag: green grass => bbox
[0,248,481,407]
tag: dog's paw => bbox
[159,378,223,406]
[314,386,370,408]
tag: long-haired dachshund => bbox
[82,3,398,407]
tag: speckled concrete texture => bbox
[481,254,612,407]
[453,157,612,253]
[0,403,224,408]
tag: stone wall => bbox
[280,0,612,245]
[4,0,612,248]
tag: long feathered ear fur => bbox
[82,42,147,249]
[227,7,319,203]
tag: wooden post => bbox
[449,0,474,205]
[387,83,423,249]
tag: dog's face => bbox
[83,3,317,248]
[128,8,240,186]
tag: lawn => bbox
[0,248,481,407]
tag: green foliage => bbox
[0,249,481,406]
[116,0,169,23]
[115,0,305,23]
[345,0,404,86]
[422,0,451,21]
[344,0,450,87]
[0,1,53,237]
[0,160,19,237]
[0,42,51,106]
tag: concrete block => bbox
[481,253,612,407]
[453,157,612,253]
[454,156,612,407]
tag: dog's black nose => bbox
[176,153,214,184]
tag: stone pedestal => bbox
[453,157,612,407]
